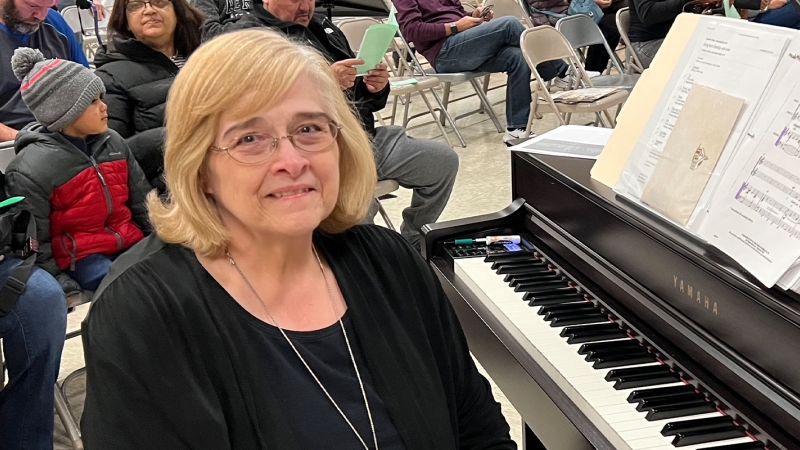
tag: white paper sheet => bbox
[697,74,800,287]
[615,22,789,202]
[509,125,613,160]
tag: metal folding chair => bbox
[59,6,109,62]
[519,26,629,134]
[374,180,400,231]
[616,7,646,75]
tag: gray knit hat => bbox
[11,47,106,132]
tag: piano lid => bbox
[511,151,800,444]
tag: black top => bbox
[238,309,405,449]
[628,0,691,42]
[81,225,516,450]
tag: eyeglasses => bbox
[210,121,342,165]
[126,0,171,13]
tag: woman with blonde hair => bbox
[80,29,515,449]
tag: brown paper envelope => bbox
[641,84,744,225]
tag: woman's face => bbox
[125,0,177,46]
[204,73,341,240]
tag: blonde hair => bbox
[148,29,376,257]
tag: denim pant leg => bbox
[366,126,459,247]
[754,4,800,29]
[68,253,114,292]
[0,258,67,450]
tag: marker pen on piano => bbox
[452,235,521,245]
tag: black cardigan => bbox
[81,225,516,449]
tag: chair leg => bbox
[419,89,454,147]
[439,82,452,126]
[402,93,412,127]
[430,88,466,147]
[375,199,396,231]
[54,383,84,450]
[524,102,536,138]
[470,79,503,133]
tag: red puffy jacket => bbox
[5,125,152,290]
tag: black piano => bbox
[422,152,800,450]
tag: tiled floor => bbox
[53,73,601,449]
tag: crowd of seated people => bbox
[1,0,799,445]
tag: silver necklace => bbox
[226,245,379,450]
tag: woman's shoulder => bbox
[328,225,417,261]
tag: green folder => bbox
[355,23,399,76]
[722,0,739,18]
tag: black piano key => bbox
[507,273,562,285]
[627,384,696,403]
[672,426,747,447]
[696,442,765,450]
[524,288,579,300]
[518,282,571,294]
[567,329,629,344]
[538,301,596,316]
[636,392,707,412]
[645,400,717,420]
[661,416,735,436]
[492,260,546,271]
[606,364,672,381]
[496,265,552,275]
[561,322,621,338]
[484,253,536,263]
[544,309,603,321]
[593,353,657,369]
[585,345,650,361]
[578,339,642,355]
[614,372,682,389]
[514,280,570,292]
[490,259,541,270]
[551,313,609,327]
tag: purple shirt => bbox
[393,0,468,68]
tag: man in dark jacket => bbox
[198,0,460,249]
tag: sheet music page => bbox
[615,22,789,202]
[697,72,800,287]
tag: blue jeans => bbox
[0,257,67,450]
[68,253,115,292]
[435,16,567,129]
[754,4,800,29]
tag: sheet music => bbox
[615,22,789,202]
[698,75,800,287]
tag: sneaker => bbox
[553,70,601,90]
[503,128,535,145]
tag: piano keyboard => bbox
[454,252,767,450]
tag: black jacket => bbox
[93,38,178,186]
[81,226,516,449]
[213,5,391,133]
[628,0,692,42]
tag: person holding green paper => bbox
[203,0,460,250]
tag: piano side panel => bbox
[512,153,800,446]
[430,259,603,450]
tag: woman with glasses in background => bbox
[93,0,203,191]
[80,29,516,449]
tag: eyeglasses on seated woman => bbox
[80,29,517,450]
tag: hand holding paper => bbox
[331,58,363,90]
[364,62,389,93]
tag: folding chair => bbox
[337,18,459,147]
[492,0,533,27]
[555,14,639,91]
[374,180,400,231]
[60,6,109,62]
[519,26,629,135]
[616,7,645,74]
[382,0,504,134]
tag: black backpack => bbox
[0,172,39,318]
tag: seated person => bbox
[81,29,515,448]
[5,48,152,293]
[0,0,88,142]
[752,0,800,29]
[393,0,567,144]
[199,0,459,249]
[628,0,694,69]
[0,253,67,450]
[193,0,256,39]
[94,0,204,190]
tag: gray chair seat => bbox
[423,68,489,83]
[590,74,641,91]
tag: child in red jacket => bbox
[5,48,152,293]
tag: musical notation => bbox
[735,183,800,239]
[776,105,800,156]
